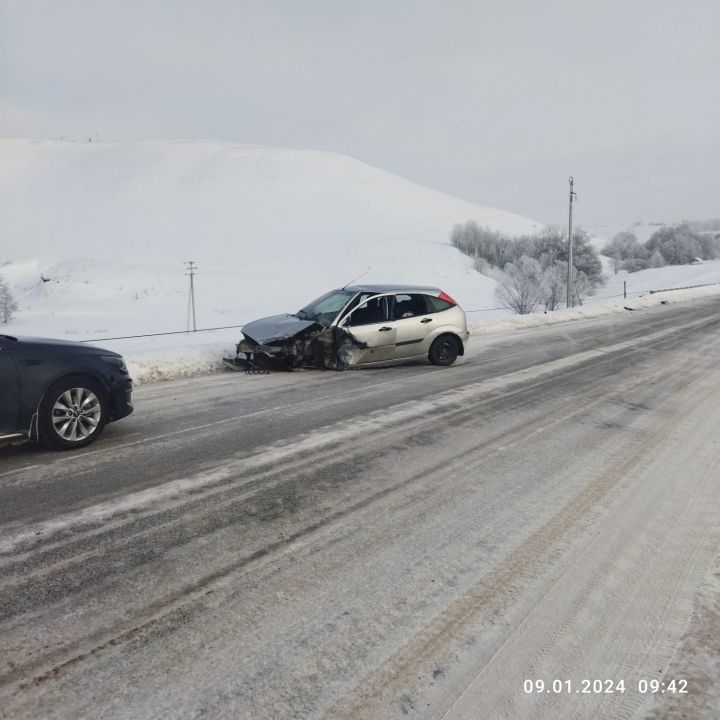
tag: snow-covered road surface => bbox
[1,298,719,719]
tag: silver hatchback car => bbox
[229,284,470,371]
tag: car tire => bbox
[38,375,109,450]
[428,334,459,366]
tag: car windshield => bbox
[294,289,356,325]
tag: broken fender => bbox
[235,315,367,371]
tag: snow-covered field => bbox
[1,138,719,383]
[0,138,539,370]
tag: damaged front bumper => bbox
[226,317,367,372]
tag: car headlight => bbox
[100,355,128,372]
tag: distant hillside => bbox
[0,138,540,264]
[0,138,545,338]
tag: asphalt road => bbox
[1,298,719,719]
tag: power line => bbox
[78,323,247,343]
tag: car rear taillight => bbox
[439,291,457,305]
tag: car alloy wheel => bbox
[38,375,109,450]
[52,387,102,442]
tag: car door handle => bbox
[420,318,433,323]
[378,326,392,332]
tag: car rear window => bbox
[424,295,455,313]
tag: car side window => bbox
[346,296,388,326]
[391,294,429,320]
[341,292,373,317]
[424,295,455,313]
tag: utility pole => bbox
[185,261,198,332]
[566,176,577,308]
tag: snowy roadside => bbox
[123,339,237,385]
[108,283,720,386]
[98,332,239,386]
[467,283,720,336]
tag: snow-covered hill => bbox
[1,138,542,339]
[2,138,719,384]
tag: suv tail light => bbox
[438,291,457,305]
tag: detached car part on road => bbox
[226,284,470,372]
[0,335,133,450]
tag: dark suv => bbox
[0,334,133,450]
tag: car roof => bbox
[343,284,442,295]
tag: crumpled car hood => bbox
[241,314,323,345]
[231,314,368,370]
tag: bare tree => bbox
[472,253,492,276]
[601,231,649,273]
[572,270,590,306]
[450,221,511,269]
[542,261,567,311]
[0,275,18,324]
[495,256,544,314]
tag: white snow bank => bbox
[76,328,239,385]
[123,340,236,385]
[468,283,720,336]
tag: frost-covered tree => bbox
[696,231,720,260]
[472,254,492,276]
[531,226,566,266]
[601,231,649,273]
[541,261,567,311]
[649,249,665,268]
[646,224,701,265]
[622,257,649,272]
[495,256,545,314]
[450,221,604,299]
[450,221,510,269]
[0,275,18,324]
[531,225,604,287]
[572,270,590,306]
[602,240,623,274]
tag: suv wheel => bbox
[429,334,459,366]
[38,376,109,450]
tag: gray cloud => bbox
[1,0,718,228]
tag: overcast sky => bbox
[1,0,718,229]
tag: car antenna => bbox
[342,267,371,290]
